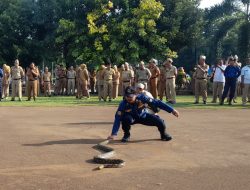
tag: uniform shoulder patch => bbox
[117,111,122,116]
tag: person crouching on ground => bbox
[107,86,179,142]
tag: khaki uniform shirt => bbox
[11,66,24,79]
[103,68,115,81]
[113,71,120,84]
[27,67,39,80]
[136,68,151,81]
[43,72,51,82]
[80,69,89,82]
[67,70,76,79]
[165,65,177,79]
[149,66,160,79]
[195,64,209,79]
[122,70,133,81]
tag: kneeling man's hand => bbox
[172,109,179,118]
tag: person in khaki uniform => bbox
[194,55,209,104]
[112,65,120,99]
[58,65,67,95]
[75,65,82,99]
[89,69,97,94]
[164,58,177,104]
[118,64,125,96]
[26,62,39,101]
[158,64,166,101]
[41,67,52,97]
[54,65,60,95]
[102,63,115,102]
[135,61,151,90]
[79,64,90,99]
[11,59,24,101]
[121,62,133,95]
[67,66,76,96]
[96,65,106,101]
[2,64,11,99]
[148,59,160,99]
[241,58,250,106]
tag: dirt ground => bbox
[0,106,249,190]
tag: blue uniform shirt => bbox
[224,65,241,79]
[111,93,174,135]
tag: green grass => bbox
[0,95,249,109]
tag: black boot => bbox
[121,132,130,142]
[220,98,225,105]
[161,133,172,141]
[228,98,232,105]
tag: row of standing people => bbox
[0,59,40,101]
[193,55,250,106]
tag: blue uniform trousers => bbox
[222,78,237,101]
[121,113,167,137]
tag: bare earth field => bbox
[0,106,249,190]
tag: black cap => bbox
[124,86,136,97]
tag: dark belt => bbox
[167,77,175,79]
[197,78,206,80]
[59,77,66,79]
[150,76,158,79]
[13,78,21,80]
[67,78,75,79]
[44,81,50,82]
[123,80,130,82]
[138,79,148,81]
[29,79,37,81]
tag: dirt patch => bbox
[0,107,249,190]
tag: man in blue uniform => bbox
[108,86,179,142]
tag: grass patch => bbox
[0,95,249,109]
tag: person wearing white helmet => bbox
[136,83,159,114]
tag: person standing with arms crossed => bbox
[26,62,39,101]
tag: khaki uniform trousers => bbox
[11,79,22,100]
[67,79,75,95]
[103,80,113,101]
[28,80,37,100]
[212,82,224,102]
[59,78,67,95]
[242,84,250,104]
[149,78,158,99]
[54,79,59,95]
[158,80,166,100]
[44,82,51,96]
[80,80,89,98]
[2,82,9,98]
[166,78,176,102]
[112,82,119,99]
[195,79,208,102]
[122,81,131,95]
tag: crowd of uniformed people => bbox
[0,55,250,106]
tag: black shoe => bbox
[161,134,172,141]
[193,101,199,104]
[121,134,130,143]
[203,101,207,104]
